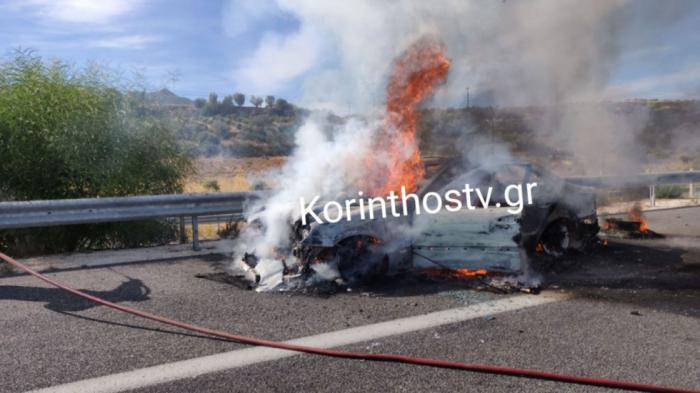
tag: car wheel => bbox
[540,218,573,258]
[335,236,384,283]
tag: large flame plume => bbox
[365,38,450,196]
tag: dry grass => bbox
[182,221,233,240]
[184,156,285,193]
[185,176,251,193]
[182,156,286,240]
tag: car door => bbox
[412,207,521,272]
[411,164,529,273]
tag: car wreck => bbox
[237,158,599,290]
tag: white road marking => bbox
[30,292,566,393]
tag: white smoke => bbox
[243,0,621,110]
[241,0,693,110]
[231,0,696,173]
[230,0,699,287]
[232,113,381,288]
[234,24,323,93]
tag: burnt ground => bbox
[541,239,699,290]
[0,207,698,393]
[540,206,700,291]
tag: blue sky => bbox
[1,0,699,108]
[604,2,700,100]
[0,0,307,101]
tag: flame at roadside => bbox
[627,204,649,233]
[365,38,450,196]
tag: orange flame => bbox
[365,38,450,196]
[639,219,649,233]
[423,267,488,280]
[535,242,544,253]
[627,204,649,233]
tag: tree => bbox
[0,51,192,255]
[208,92,218,106]
[233,92,245,107]
[202,92,220,116]
[265,95,275,108]
[193,98,206,108]
[274,98,293,115]
[220,95,235,114]
[250,95,263,108]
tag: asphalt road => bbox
[1,207,699,393]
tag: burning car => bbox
[233,39,600,291]
[241,159,599,289]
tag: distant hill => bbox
[418,100,700,174]
[146,91,699,172]
[147,88,192,106]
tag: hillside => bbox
[418,100,700,174]
[170,106,302,157]
[148,88,192,106]
[154,91,699,172]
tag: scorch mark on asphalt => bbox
[29,292,566,393]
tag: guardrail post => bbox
[690,168,695,198]
[192,216,200,251]
[179,216,186,244]
[649,185,656,207]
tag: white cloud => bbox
[234,25,321,93]
[89,34,160,49]
[18,0,142,24]
[621,45,672,61]
[222,0,280,38]
[604,64,700,99]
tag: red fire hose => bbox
[1,251,697,393]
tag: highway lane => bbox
[1,207,698,393]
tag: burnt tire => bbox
[540,218,574,257]
[335,236,385,284]
[531,218,575,272]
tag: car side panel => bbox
[411,207,522,272]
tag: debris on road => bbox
[601,204,663,239]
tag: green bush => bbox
[655,184,685,199]
[0,51,193,256]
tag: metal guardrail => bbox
[565,170,700,188]
[0,192,262,250]
[566,170,700,207]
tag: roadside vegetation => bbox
[170,91,302,158]
[0,51,192,257]
[173,93,700,173]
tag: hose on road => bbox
[1,251,696,393]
